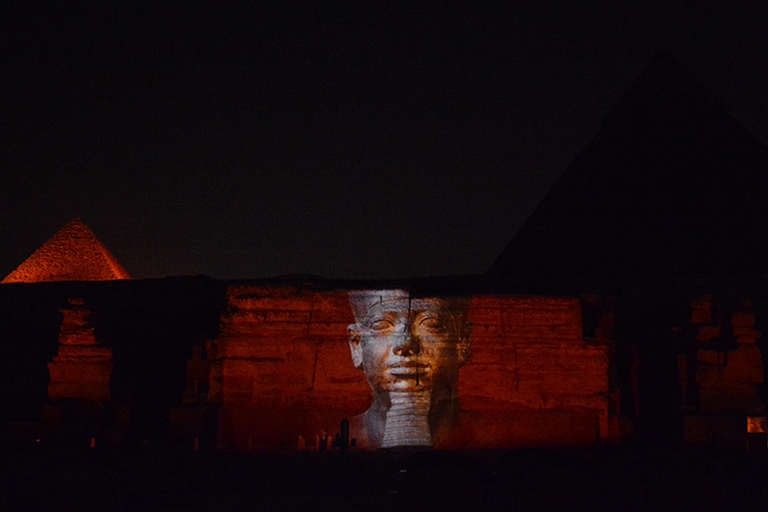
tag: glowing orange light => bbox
[2,218,130,283]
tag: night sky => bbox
[2,2,766,280]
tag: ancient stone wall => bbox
[680,296,766,446]
[462,295,610,448]
[47,299,112,402]
[210,284,610,450]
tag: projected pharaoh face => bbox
[347,290,471,448]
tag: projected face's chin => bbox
[356,298,464,394]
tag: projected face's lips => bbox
[388,363,429,376]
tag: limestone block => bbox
[261,310,312,323]
[55,346,113,358]
[733,318,760,343]
[470,324,502,337]
[695,365,720,388]
[503,323,583,342]
[731,311,755,328]
[463,410,604,449]
[228,285,314,312]
[500,297,582,324]
[48,359,113,401]
[220,337,298,360]
[517,369,607,395]
[48,382,111,402]
[696,350,720,366]
[696,346,763,389]
[221,389,255,406]
[225,318,310,337]
[307,322,350,336]
[60,306,91,328]
[311,291,356,324]
[459,364,517,393]
[48,360,113,383]
[722,345,764,385]
[698,387,764,415]
[310,341,369,392]
[469,344,517,366]
[697,326,720,342]
[514,347,559,369]
[684,415,743,446]
[58,329,98,346]
[556,345,609,367]
[468,306,502,325]
[690,297,712,325]
[249,361,314,390]
[471,296,506,308]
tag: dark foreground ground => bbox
[2,444,768,511]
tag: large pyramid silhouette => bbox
[488,54,768,288]
[2,218,131,283]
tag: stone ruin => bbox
[40,298,116,445]
[198,283,612,451]
[47,298,113,402]
[679,296,766,447]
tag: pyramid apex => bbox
[58,218,100,238]
[2,219,131,283]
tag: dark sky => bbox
[2,2,766,280]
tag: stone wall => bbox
[47,299,113,402]
[462,295,610,448]
[0,278,611,451]
[210,284,610,450]
[680,296,766,447]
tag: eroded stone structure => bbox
[47,298,113,402]
[207,283,610,450]
[679,296,766,446]
[5,276,766,452]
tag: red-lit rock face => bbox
[2,218,130,283]
[47,299,113,402]
[211,285,610,451]
[681,298,765,446]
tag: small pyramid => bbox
[488,54,768,287]
[2,218,131,283]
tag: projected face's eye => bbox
[368,315,395,331]
[417,314,443,331]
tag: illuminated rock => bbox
[693,303,764,415]
[681,298,765,446]
[209,284,368,450]
[47,299,113,402]
[210,284,610,451]
[2,218,130,283]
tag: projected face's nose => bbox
[392,321,420,357]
